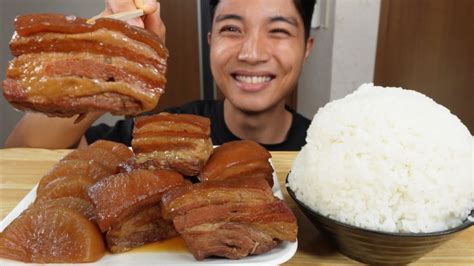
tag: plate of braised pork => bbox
[0,113,298,265]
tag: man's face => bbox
[209,0,313,113]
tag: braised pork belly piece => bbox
[198,140,274,187]
[174,201,297,260]
[88,169,186,232]
[87,168,187,252]
[132,113,213,176]
[105,205,178,253]
[2,14,168,117]
[161,178,297,260]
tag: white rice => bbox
[288,83,473,233]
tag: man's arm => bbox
[4,112,103,148]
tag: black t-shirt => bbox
[85,100,311,151]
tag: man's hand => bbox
[100,0,166,42]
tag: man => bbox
[5,0,315,151]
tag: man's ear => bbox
[304,36,315,61]
[207,32,212,45]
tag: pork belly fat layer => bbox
[198,160,274,187]
[134,114,211,134]
[161,178,275,219]
[14,14,168,60]
[3,86,148,117]
[131,114,213,176]
[11,29,166,69]
[5,53,163,110]
[132,139,213,176]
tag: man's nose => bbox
[237,33,270,64]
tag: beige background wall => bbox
[298,0,381,119]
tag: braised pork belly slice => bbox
[161,177,297,260]
[132,113,213,176]
[161,178,275,220]
[106,205,178,253]
[173,201,297,260]
[2,14,168,117]
[198,140,274,187]
[88,169,186,232]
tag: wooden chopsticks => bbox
[87,9,144,24]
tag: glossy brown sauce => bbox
[130,237,187,253]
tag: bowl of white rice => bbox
[287,83,473,265]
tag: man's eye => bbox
[270,28,291,36]
[220,26,240,33]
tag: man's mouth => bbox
[233,75,273,84]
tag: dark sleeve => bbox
[161,100,214,118]
[85,118,134,146]
[289,112,311,148]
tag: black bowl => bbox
[286,175,474,265]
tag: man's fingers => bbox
[106,0,138,13]
[126,18,145,28]
[134,0,158,14]
[103,0,146,27]
[100,0,161,30]
[144,3,166,42]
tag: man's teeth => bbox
[235,75,272,84]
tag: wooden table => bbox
[0,148,473,265]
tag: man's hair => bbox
[209,0,316,41]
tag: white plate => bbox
[0,160,297,265]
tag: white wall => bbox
[297,0,335,121]
[298,0,381,119]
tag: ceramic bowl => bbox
[286,175,474,265]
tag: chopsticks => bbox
[87,9,144,24]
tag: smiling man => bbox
[207,0,315,150]
[5,0,315,151]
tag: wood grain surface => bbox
[0,148,472,265]
[374,0,474,133]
